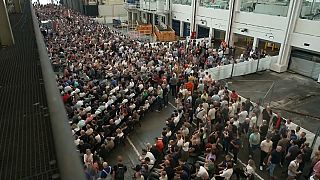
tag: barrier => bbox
[205,56,279,80]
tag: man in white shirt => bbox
[214,162,234,180]
[208,105,216,121]
[139,149,156,164]
[285,119,296,131]
[238,109,248,133]
[259,136,273,170]
[288,155,303,179]
[195,163,209,180]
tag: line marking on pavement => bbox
[127,153,136,166]
[126,136,140,157]
[168,102,176,109]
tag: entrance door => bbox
[289,50,320,80]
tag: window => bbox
[300,0,320,21]
[240,0,291,17]
[172,0,192,6]
[199,0,229,9]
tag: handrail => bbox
[30,2,86,180]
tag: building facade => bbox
[125,0,320,78]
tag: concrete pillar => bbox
[152,13,155,25]
[209,27,213,41]
[132,12,135,24]
[0,0,15,46]
[128,11,132,24]
[252,37,259,50]
[165,14,169,26]
[270,0,303,73]
[225,0,237,46]
[13,0,21,13]
[190,0,199,36]
[180,20,183,37]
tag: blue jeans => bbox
[267,163,277,177]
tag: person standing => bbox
[259,136,273,170]
[169,75,177,97]
[113,156,127,180]
[249,128,260,158]
[287,154,303,180]
[230,132,242,163]
[267,146,282,180]
[234,159,256,180]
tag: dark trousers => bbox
[170,85,177,97]
[234,167,249,180]
[163,94,168,106]
[260,151,269,166]
[222,140,230,154]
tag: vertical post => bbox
[252,37,259,51]
[0,0,15,46]
[256,52,261,72]
[179,20,183,37]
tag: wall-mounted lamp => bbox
[240,28,248,33]
[265,32,274,39]
[200,19,207,25]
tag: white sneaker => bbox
[260,166,263,171]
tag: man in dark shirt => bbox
[267,146,282,179]
[259,120,269,142]
[113,156,127,180]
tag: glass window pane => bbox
[300,0,320,21]
[240,0,291,17]
[172,0,191,6]
[199,0,230,9]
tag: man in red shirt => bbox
[62,92,70,103]
[230,90,239,103]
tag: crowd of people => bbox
[35,3,320,180]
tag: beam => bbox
[0,0,15,46]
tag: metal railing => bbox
[30,2,86,180]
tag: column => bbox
[270,0,303,73]
[0,0,15,46]
[131,12,135,25]
[209,28,214,47]
[128,11,132,24]
[252,37,259,50]
[165,14,169,26]
[225,0,239,46]
[209,27,213,41]
[190,0,199,36]
[180,21,183,37]
[13,0,21,13]
[152,13,155,25]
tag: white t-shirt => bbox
[285,122,296,131]
[238,111,248,124]
[245,165,255,176]
[219,168,233,180]
[250,116,257,128]
[260,140,273,153]
[208,108,216,120]
[288,160,299,176]
[197,166,209,179]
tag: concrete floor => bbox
[227,70,320,134]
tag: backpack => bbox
[100,166,111,178]
[115,165,126,179]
